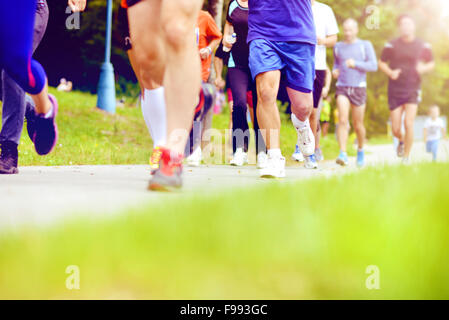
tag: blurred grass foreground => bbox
[0,163,448,299]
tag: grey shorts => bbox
[336,86,367,107]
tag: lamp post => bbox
[96,0,116,113]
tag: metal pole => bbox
[97,0,116,113]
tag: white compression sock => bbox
[267,148,282,159]
[142,87,167,147]
[291,113,309,130]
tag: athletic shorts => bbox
[336,86,367,107]
[313,69,326,109]
[388,90,421,111]
[118,5,132,51]
[249,39,315,93]
[126,0,142,7]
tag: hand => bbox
[317,37,325,46]
[215,77,225,90]
[199,47,211,60]
[345,59,356,69]
[68,0,86,12]
[332,69,340,79]
[321,87,329,98]
[416,62,427,75]
[389,69,402,80]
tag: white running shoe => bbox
[296,125,315,156]
[186,147,202,167]
[257,151,268,169]
[304,154,318,169]
[230,148,248,167]
[259,156,286,178]
[291,145,305,162]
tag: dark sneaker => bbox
[397,141,405,158]
[148,148,183,191]
[32,94,59,156]
[0,141,19,174]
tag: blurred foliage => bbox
[34,0,449,136]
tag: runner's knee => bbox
[162,1,198,50]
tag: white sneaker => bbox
[291,145,305,162]
[230,148,248,166]
[259,156,286,178]
[186,147,202,167]
[296,125,315,156]
[257,152,268,169]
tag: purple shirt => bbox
[247,0,316,44]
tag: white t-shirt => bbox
[424,117,444,141]
[312,1,339,70]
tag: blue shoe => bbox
[31,94,59,156]
[336,151,349,166]
[291,145,304,162]
[305,154,318,169]
[357,149,365,167]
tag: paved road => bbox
[1,141,447,231]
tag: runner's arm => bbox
[354,41,378,72]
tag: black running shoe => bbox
[31,94,59,156]
[0,140,19,174]
[148,147,183,191]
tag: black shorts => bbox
[118,5,132,51]
[336,86,367,107]
[126,0,142,7]
[388,90,421,111]
[313,70,326,109]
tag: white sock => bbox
[291,114,309,130]
[267,148,282,159]
[142,87,167,147]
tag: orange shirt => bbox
[121,0,127,8]
[196,11,222,82]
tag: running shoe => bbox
[148,148,184,191]
[336,151,349,166]
[257,152,268,169]
[149,146,162,174]
[357,149,365,168]
[291,145,305,162]
[32,94,59,156]
[0,141,19,174]
[259,156,286,178]
[230,148,248,167]
[315,148,324,162]
[397,141,405,158]
[186,147,202,167]
[402,157,411,165]
[296,125,315,156]
[304,154,318,169]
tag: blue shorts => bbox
[249,39,315,93]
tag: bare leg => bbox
[255,71,281,149]
[352,104,366,150]
[160,0,202,154]
[403,103,418,158]
[30,80,51,114]
[336,95,350,153]
[390,106,405,143]
[309,107,319,148]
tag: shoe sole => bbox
[0,167,19,174]
[291,156,305,162]
[336,158,348,166]
[148,182,181,192]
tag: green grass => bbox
[0,89,351,166]
[7,89,152,166]
[1,163,448,299]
